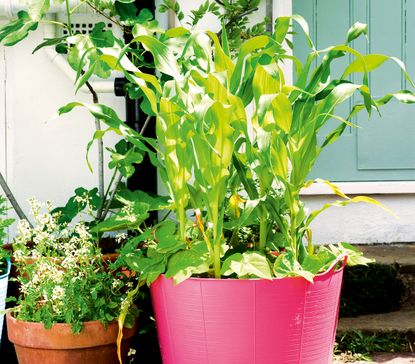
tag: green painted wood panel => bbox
[293,0,415,181]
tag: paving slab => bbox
[335,352,415,363]
[337,308,415,334]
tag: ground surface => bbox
[335,352,415,363]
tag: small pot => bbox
[0,258,10,343]
[7,313,136,364]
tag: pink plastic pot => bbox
[150,255,347,364]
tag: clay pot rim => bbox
[6,312,137,349]
[7,311,122,328]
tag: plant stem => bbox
[85,0,123,27]
[258,180,268,251]
[100,115,152,221]
[214,244,221,278]
[84,80,105,220]
[259,214,267,251]
[0,172,32,226]
[65,0,73,36]
[101,172,122,220]
[178,204,186,242]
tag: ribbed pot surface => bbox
[150,258,346,364]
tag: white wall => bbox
[303,194,415,244]
[0,23,124,234]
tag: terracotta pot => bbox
[6,313,136,364]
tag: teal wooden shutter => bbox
[293,0,415,181]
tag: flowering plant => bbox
[11,199,138,334]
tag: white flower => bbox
[74,223,91,241]
[121,206,136,222]
[127,349,137,356]
[27,197,41,218]
[116,233,128,244]
[112,279,123,290]
[16,219,32,241]
[52,286,65,301]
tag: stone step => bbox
[350,243,415,311]
[337,308,415,335]
[358,243,415,273]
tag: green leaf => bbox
[307,195,397,226]
[52,187,101,224]
[231,35,270,94]
[89,22,115,48]
[151,220,182,255]
[221,252,272,279]
[346,22,368,43]
[291,14,315,50]
[272,93,292,133]
[91,202,150,233]
[108,140,144,178]
[116,189,171,211]
[124,251,166,284]
[164,27,190,38]
[0,11,38,46]
[58,102,154,154]
[252,64,281,102]
[134,35,181,79]
[328,242,374,266]
[206,31,235,82]
[27,0,52,20]
[165,241,210,285]
[273,251,314,282]
[302,249,337,274]
[138,8,153,23]
[115,2,139,25]
[32,36,67,54]
[274,16,290,44]
[343,54,388,78]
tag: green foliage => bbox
[52,187,101,224]
[58,15,415,285]
[0,195,13,275]
[0,195,13,244]
[158,0,185,22]
[335,331,413,359]
[188,1,221,28]
[12,199,138,333]
[158,0,269,52]
[108,140,145,179]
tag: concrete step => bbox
[337,308,415,335]
[358,243,415,273]
[355,243,415,310]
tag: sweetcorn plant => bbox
[12,199,137,333]
[61,18,413,284]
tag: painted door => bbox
[293,0,415,181]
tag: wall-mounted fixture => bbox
[0,0,79,18]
